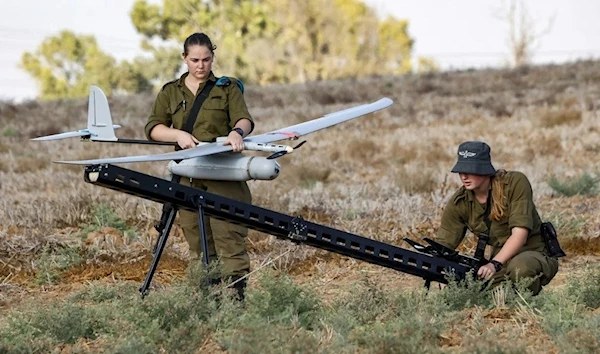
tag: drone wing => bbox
[31,125,122,141]
[246,97,392,144]
[55,97,392,165]
[55,142,233,165]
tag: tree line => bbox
[21,0,432,99]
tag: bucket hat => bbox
[451,141,496,176]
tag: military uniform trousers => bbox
[179,178,252,277]
[491,250,559,295]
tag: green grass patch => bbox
[2,126,18,137]
[79,202,137,240]
[548,173,600,196]
[34,243,84,285]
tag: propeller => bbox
[266,140,307,159]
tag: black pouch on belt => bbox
[541,222,567,258]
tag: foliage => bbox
[417,56,440,73]
[3,267,600,353]
[436,273,494,310]
[0,301,111,351]
[2,126,18,137]
[566,265,600,309]
[129,0,414,84]
[20,30,152,99]
[548,173,600,196]
[79,202,138,240]
[244,269,322,329]
[33,243,83,285]
[556,314,600,354]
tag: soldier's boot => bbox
[229,275,247,302]
[209,277,222,287]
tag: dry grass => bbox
[1,60,600,340]
[1,60,599,261]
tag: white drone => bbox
[33,86,393,181]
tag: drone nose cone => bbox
[249,158,280,180]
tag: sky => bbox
[1,0,599,101]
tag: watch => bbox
[231,127,244,136]
[490,259,503,272]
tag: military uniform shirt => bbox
[435,171,546,257]
[145,72,253,142]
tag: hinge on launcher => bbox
[288,216,308,241]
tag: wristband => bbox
[490,259,503,272]
[231,127,244,136]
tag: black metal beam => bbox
[84,164,472,284]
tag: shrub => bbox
[566,265,600,309]
[533,290,584,337]
[80,202,137,239]
[2,126,18,137]
[34,243,83,285]
[0,301,111,351]
[244,270,322,329]
[557,315,600,354]
[436,272,494,311]
[548,173,600,196]
[332,276,389,325]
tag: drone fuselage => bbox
[166,153,281,181]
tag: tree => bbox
[130,0,272,83]
[129,0,414,84]
[20,30,151,99]
[495,0,555,67]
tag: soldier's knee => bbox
[505,256,539,281]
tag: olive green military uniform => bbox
[435,171,559,294]
[145,71,253,277]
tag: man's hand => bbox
[176,131,199,149]
[477,263,497,280]
[224,130,245,152]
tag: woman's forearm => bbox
[492,227,528,264]
[149,124,181,142]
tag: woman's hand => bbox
[176,131,199,149]
[224,130,245,152]
[477,263,497,280]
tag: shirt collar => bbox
[176,71,217,87]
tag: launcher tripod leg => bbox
[197,203,210,268]
[139,205,178,298]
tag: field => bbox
[1,60,600,353]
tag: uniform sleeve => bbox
[435,197,468,250]
[227,81,254,134]
[145,89,172,140]
[507,172,535,231]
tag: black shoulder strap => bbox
[182,80,216,134]
[474,189,492,261]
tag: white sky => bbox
[1,0,599,101]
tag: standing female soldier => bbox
[144,33,253,299]
[435,141,559,295]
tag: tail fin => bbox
[31,86,121,141]
[88,86,118,141]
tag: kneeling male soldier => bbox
[435,141,562,295]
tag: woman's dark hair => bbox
[183,33,217,56]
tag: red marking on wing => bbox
[271,131,299,139]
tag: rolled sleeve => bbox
[145,90,172,140]
[508,173,535,231]
[227,83,254,134]
[435,199,468,250]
